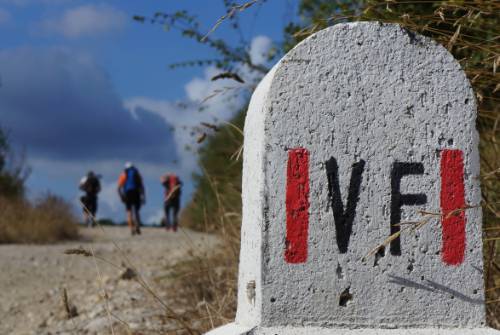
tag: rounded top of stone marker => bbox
[265,22,474,113]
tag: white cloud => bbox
[40,4,126,38]
[0,8,10,24]
[249,35,273,66]
[126,66,249,175]
[99,180,120,214]
[126,34,274,176]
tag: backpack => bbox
[124,167,142,192]
[168,175,179,189]
[81,176,100,195]
[163,174,181,199]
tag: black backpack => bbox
[83,176,100,195]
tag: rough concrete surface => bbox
[207,22,493,334]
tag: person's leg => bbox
[134,198,142,234]
[81,195,91,228]
[93,196,98,227]
[163,201,169,230]
[126,209,135,235]
[168,205,173,230]
[89,196,97,227]
[125,191,137,235]
[172,199,180,232]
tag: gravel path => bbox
[0,226,217,335]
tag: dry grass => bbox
[0,194,79,244]
[165,228,239,333]
[162,155,241,333]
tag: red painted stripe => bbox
[285,148,310,264]
[440,149,466,266]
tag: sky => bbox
[0,0,298,224]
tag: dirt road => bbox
[0,226,218,335]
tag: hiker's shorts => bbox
[124,190,141,211]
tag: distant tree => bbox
[0,127,29,199]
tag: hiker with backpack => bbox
[118,162,145,235]
[160,172,182,231]
[79,171,101,227]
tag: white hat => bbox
[125,162,133,169]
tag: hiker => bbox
[118,162,145,235]
[79,171,101,227]
[160,172,182,231]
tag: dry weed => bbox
[61,288,78,320]
[201,0,261,41]
[166,227,239,332]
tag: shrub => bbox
[0,194,79,244]
[181,110,245,233]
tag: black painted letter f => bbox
[326,158,365,254]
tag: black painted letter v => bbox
[326,158,365,254]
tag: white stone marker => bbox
[207,22,497,335]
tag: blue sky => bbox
[0,0,297,223]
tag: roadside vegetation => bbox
[181,111,245,233]
[0,194,79,244]
[0,128,79,244]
